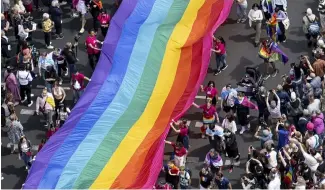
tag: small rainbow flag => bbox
[24,0,233,189]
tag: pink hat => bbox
[306,122,314,131]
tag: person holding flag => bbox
[259,39,288,79]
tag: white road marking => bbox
[20,109,35,115]
[186,121,191,126]
[195,95,222,100]
[195,95,206,100]
[224,159,231,166]
[6,143,38,151]
[36,85,70,90]
[1,83,70,90]
[195,121,203,128]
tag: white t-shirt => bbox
[307,99,320,113]
[267,150,278,169]
[268,174,281,190]
[16,70,33,85]
[222,119,237,133]
[302,152,319,172]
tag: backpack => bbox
[307,16,320,35]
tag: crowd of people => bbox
[159,0,325,189]
[1,0,325,189]
[1,0,116,175]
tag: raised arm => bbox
[192,102,200,109]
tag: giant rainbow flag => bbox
[24,0,233,188]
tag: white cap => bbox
[318,39,325,48]
[43,13,49,19]
[306,8,313,16]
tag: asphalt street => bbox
[1,0,318,189]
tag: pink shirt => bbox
[199,104,216,119]
[86,36,99,55]
[179,127,188,137]
[97,13,110,25]
[72,73,85,91]
[312,113,325,135]
[214,41,226,55]
[204,86,218,98]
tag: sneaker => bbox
[44,124,48,127]
[201,134,206,139]
[263,74,270,80]
[27,101,33,107]
[214,70,221,76]
[220,65,228,71]
[59,1,67,5]
[59,80,62,85]
[240,18,247,23]
[225,152,228,157]
[236,19,241,23]
[47,45,54,49]
[240,127,246,134]
[64,71,68,76]
[21,97,27,103]
[31,94,34,97]
[79,28,85,34]
[229,165,233,173]
[272,69,279,77]
[247,123,251,130]
[66,107,71,113]
[72,13,79,18]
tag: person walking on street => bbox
[71,69,90,104]
[49,0,63,39]
[18,136,32,171]
[318,0,325,29]
[35,88,55,128]
[212,36,227,76]
[16,65,33,107]
[97,9,110,37]
[3,66,21,105]
[274,7,287,43]
[272,0,287,11]
[73,0,87,33]
[42,13,54,49]
[85,29,102,70]
[236,0,247,23]
[5,114,24,153]
[62,42,77,78]
[248,3,263,47]
[88,0,102,33]
[1,30,12,68]
[303,8,320,48]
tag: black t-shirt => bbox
[199,171,213,188]
[45,70,57,85]
[317,162,325,173]
[89,1,101,18]
[62,48,77,65]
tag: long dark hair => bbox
[207,80,215,88]
[252,3,259,9]
[217,36,226,46]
